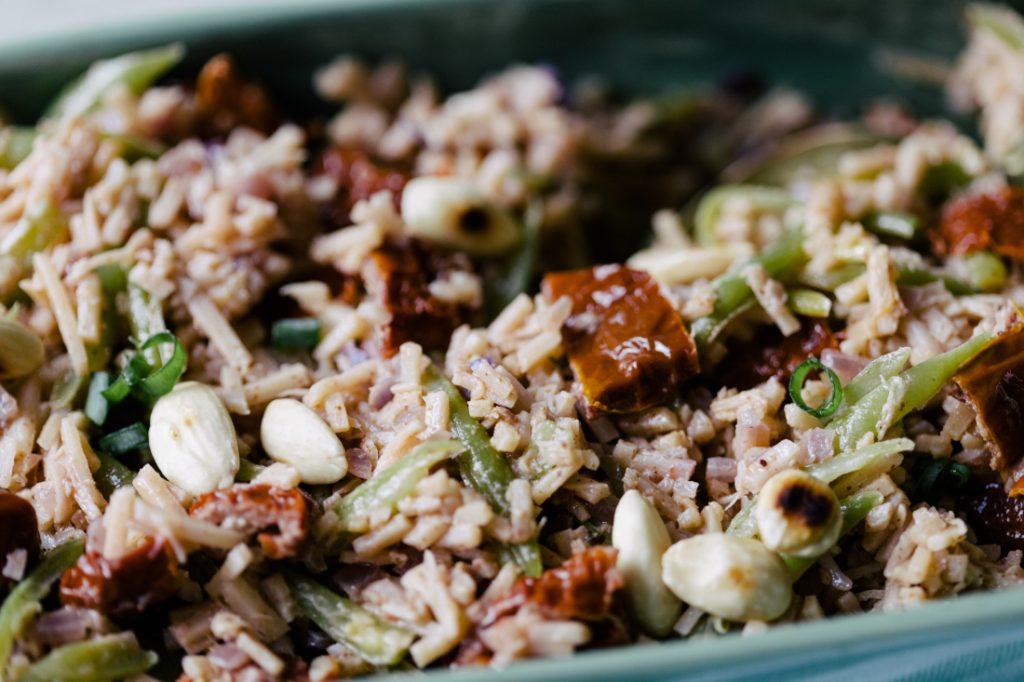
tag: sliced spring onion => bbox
[102,332,186,405]
[786,288,832,318]
[98,422,148,455]
[270,318,322,351]
[94,450,135,497]
[915,458,971,499]
[918,161,971,202]
[788,357,843,419]
[84,371,112,426]
[862,211,918,240]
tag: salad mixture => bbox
[4,4,1024,680]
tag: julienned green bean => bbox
[842,347,911,407]
[782,491,883,578]
[0,201,68,260]
[832,332,994,450]
[423,365,543,577]
[786,288,832,318]
[15,633,157,682]
[690,227,807,352]
[693,185,795,247]
[0,539,85,674]
[45,43,185,119]
[286,571,414,666]
[335,439,463,533]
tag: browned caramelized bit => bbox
[933,187,1024,259]
[954,321,1024,493]
[189,483,310,559]
[316,146,411,227]
[716,318,837,390]
[363,242,473,358]
[0,490,40,588]
[957,479,1024,550]
[60,537,177,619]
[542,266,699,413]
[456,547,624,666]
[196,54,280,138]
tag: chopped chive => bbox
[84,371,112,426]
[98,422,148,455]
[788,357,843,419]
[271,318,322,351]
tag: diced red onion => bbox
[209,644,250,671]
[803,428,836,464]
[705,457,738,483]
[821,349,868,384]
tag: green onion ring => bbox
[788,357,843,419]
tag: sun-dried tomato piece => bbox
[956,479,1024,550]
[363,242,473,358]
[0,491,39,589]
[316,146,411,227]
[196,54,280,138]
[933,187,1024,260]
[456,547,624,666]
[954,321,1024,492]
[190,483,310,559]
[716,318,837,390]
[542,266,699,413]
[60,537,177,619]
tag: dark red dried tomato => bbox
[189,483,310,559]
[0,491,40,589]
[716,318,838,390]
[957,479,1024,550]
[933,187,1024,260]
[542,266,699,413]
[954,321,1024,492]
[316,146,411,228]
[60,537,177,619]
[457,547,624,666]
[363,242,473,358]
[196,54,280,138]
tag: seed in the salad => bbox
[611,490,682,636]
[400,176,519,256]
[148,381,240,496]
[661,534,792,622]
[755,469,842,557]
[260,398,348,484]
[0,317,45,379]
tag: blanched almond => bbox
[260,398,347,484]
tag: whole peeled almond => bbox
[149,381,240,496]
[260,398,348,484]
[661,534,792,622]
[612,490,682,636]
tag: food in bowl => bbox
[3,4,1024,680]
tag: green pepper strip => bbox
[0,201,68,260]
[782,491,883,578]
[832,332,994,451]
[693,185,795,247]
[16,633,157,682]
[335,439,463,533]
[841,347,911,407]
[690,227,807,353]
[486,199,543,320]
[45,43,185,119]
[286,571,414,666]
[423,365,543,577]
[0,539,85,674]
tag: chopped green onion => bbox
[102,332,186,405]
[862,211,918,240]
[94,450,135,497]
[787,288,832,318]
[17,633,157,682]
[915,458,971,500]
[84,372,112,426]
[270,318,322,351]
[788,357,843,419]
[919,161,971,202]
[98,422,148,455]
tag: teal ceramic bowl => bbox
[4,1,1024,680]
